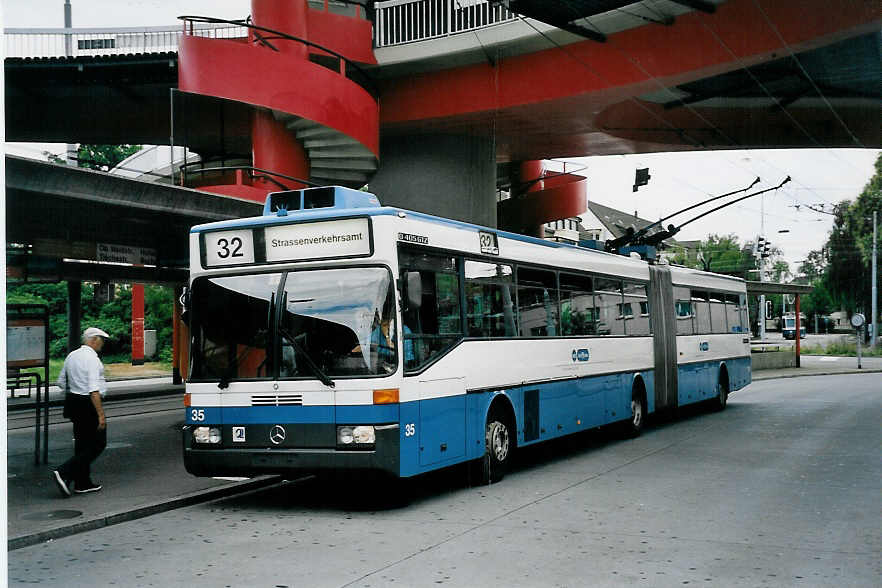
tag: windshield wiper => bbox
[218,345,255,390]
[279,325,335,388]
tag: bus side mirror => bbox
[406,271,422,310]
[179,287,191,326]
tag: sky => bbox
[3,1,879,272]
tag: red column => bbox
[795,295,801,368]
[131,283,145,366]
[520,161,546,238]
[252,109,311,191]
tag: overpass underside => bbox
[4,0,881,234]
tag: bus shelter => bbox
[746,281,813,367]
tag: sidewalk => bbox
[7,359,881,551]
[752,354,882,380]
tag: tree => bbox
[77,144,141,172]
[669,234,758,278]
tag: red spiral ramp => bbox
[177,1,378,201]
[498,162,588,237]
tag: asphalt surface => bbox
[6,371,881,587]
[6,358,882,552]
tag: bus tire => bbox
[714,370,729,412]
[622,388,646,439]
[478,415,512,485]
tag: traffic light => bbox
[755,236,771,259]
[633,168,651,192]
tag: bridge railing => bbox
[4,23,245,59]
[3,0,517,58]
[374,0,517,48]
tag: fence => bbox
[4,0,518,58]
[4,23,245,59]
[375,0,517,47]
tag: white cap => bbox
[83,327,110,339]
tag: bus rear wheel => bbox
[622,391,646,438]
[478,415,512,485]
[714,373,729,412]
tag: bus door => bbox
[416,376,467,467]
[649,266,678,410]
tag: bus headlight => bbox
[336,425,375,448]
[194,426,221,444]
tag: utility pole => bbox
[872,210,878,348]
[64,1,78,166]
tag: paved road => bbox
[8,374,881,587]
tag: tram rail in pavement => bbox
[7,360,882,551]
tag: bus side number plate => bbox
[479,231,499,255]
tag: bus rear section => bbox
[182,264,407,478]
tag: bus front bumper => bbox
[182,424,400,478]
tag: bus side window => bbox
[464,260,516,338]
[623,281,650,336]
[594,278,624,336]
[516,267,559,337]
[399,247,463,372]
[559,273,594,336]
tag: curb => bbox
[7,386,184,413]
[8,476,285,551]
[752,368,882,381]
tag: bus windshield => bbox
[189,267,399,382]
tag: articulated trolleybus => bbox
[183,186,751,484]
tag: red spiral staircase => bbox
[176,0,379,202]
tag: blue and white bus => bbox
[183,186,751,483]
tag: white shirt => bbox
[58,345,107,397]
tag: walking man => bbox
[53,327,109,497]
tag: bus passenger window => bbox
[709,292,727,334]
[398,248,463,372]
[465,260,516,338]
[594,278,624,336]
[691,290,711,334]
[623,282,650,336]
[560,273,595,336]
[725,293,742,332]
[674,286,693,335]
[516,267,559,337]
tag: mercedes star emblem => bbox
[269,425,286,445]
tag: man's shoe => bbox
[52,470,71,497]
[74,481,102,494]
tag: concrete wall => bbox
[751,350,796,370]
[368,133,497,227]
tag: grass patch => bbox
[801,342,882,357]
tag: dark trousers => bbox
[57,393,107,487]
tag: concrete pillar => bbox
[67,280,82,353]
[368,133,497,227]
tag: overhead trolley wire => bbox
[750,0,865,149]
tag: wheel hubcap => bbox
[631,399,642,427]
[490,422,509,461]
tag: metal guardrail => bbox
[4,23,245,59]
[4,0,518,57]
[374,0,517,47]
